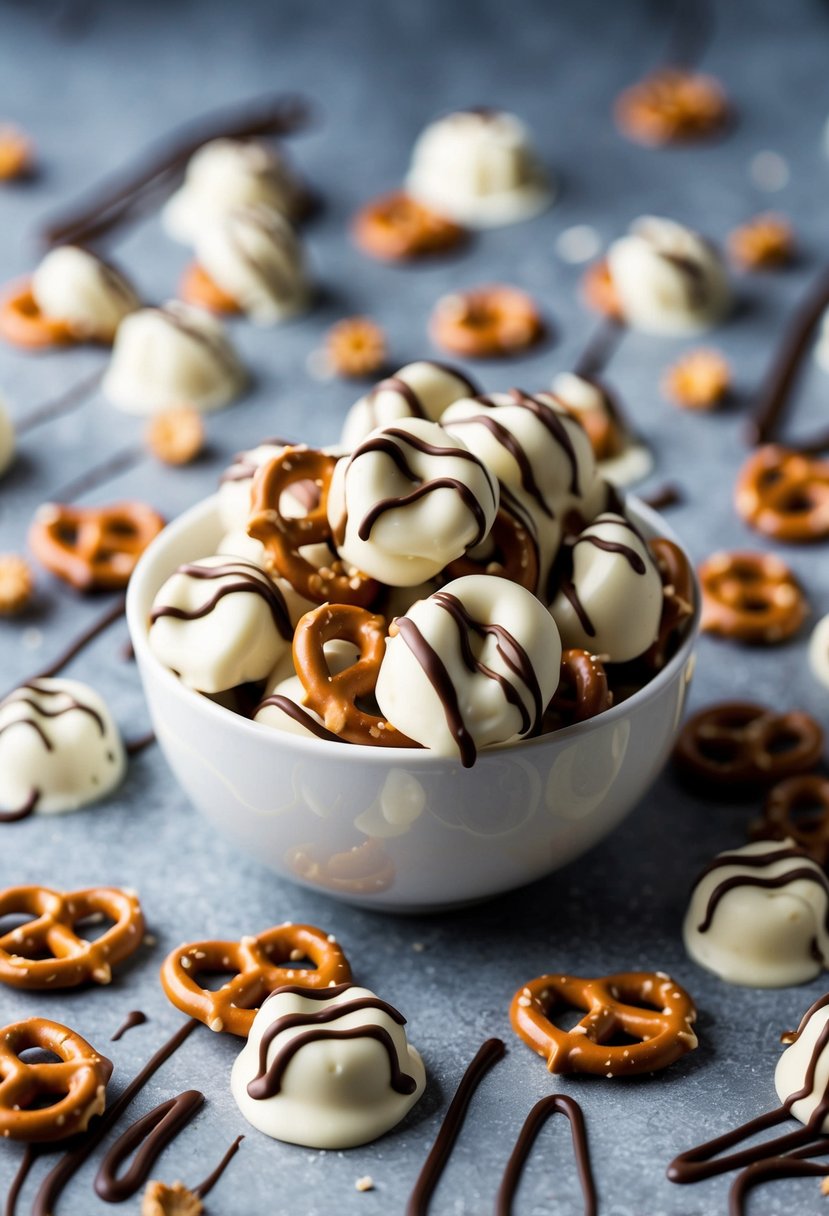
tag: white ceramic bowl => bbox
[127,495,699,912]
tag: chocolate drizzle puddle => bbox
[150,560,292,640]
[406,1037,505,1216]
[93,1089,204,1202]
[111,1010,148,1042]
[693,844,829,937]
[253,694,347,743]
[192,1133,245,1199]
[495,1094,597,1216]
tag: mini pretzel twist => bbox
[0,885,145,990]
[735,446,829,543]
[698,550,806,644]
[645,537,696,668]
[613,69,729,146]
[160,923,353,1037]
[510,972,698,1077]
[352,191,466,262]
[430,285,545,358]
[443,508,539,590]
[247,447,379,606]
[0,1017,112,1141]
[0,280,74,349]
[673,701,824,794]
[544,649,611,730]
[750,774,829,866]
[28,501,165,592]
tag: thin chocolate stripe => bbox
[495,1094,597,1216]
[254,695,347,743]
[509,390,581,497]
[151,561,292,639]
[394,616,476,767]
[248,1024,417,1100]
[94,1090,204,1202]
[450,410,553,517]
[697,868,829,935]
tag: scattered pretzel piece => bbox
[662,349,731,411]
[443,508,539,590]
[580,258,623,321]
[0,1017,112,1141]
[735,446,829,543]
[544,649,611,731]
[352,191,466,261]
[0,126,34,181]
[0,554,33,616]
[141,1180,203,1216]
[510,971,698,1077]
[728,214,794,270]
[179,261,241,315]
[325,317,387,378]
[430,285,544,358]
[614,69,729,146]
[0,279,74,350]
[750,775,829,866]
[673,701,823,794]
[698,550,807,644]
[645,537,696,669]
[28,500,165,592]
[146,405,205,466]
[0,885,145,990]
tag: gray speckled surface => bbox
[2,0,829,1212]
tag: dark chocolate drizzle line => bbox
[0,788,39,824]
[193,1134,245,1199]
[572,533,647,574]
[641,482,683,511]
[405,1037,505,1216]
[572,317,625,380]
[15,368,105,437]
[728,1141,829,1216]
[694,845,829,935]
[150,560,292,640]
[495,1094,597,1216]
[33,595,128,683]
[254,694,347,743]
[394,616,476,768]
[111,1010,148,1042]
[94,1089,204,1202]
[125,731,157,757]
[369,376,430,420]
[2,681,106,735]
[4,1145,35,1216]
[449,409,553,518]
[32,1018,199,1216]
[50,444,145,504]
[509,390,581,497]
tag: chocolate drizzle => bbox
[394,617,474,768]
[448,406,553,518]
[93,1089,204,1202]
[495,1094,597,1216]
[508,390,581,497]
[193,1134,245,1199]
[220,437,292,483]
[641,482,683,511]
[364,363,478,429]
[16,368,106,437]
[150,559,292,640]
[5,1146,35,1216]
[254,693,347,743]
[573,318,625,380]
[553,513,650,631]
[1,681,106,739]
[0,788,39,823]
[111,1009,148,1042]
[694,844,829,936]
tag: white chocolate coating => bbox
[102,301,246,415]
[0,394,15,478]
[683,839,829,988]
[816,310,829,374]
[607,216,730,335]
[341,361,477,450]
[406,109,553,228]
[254,641,359,739]
[550,372,654,487]
[0,678,126,815]
[375,574,561,763]
[231,984,426,1148]
[31,246,139,342]
[327,418,499,586]
[809,613,829,690]
[163,138,304,245]
[549,512,663,662]
[194,204,311,326]
[775,997,829,1130]
[148,555,292,693]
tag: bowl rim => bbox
[126,491,701,768]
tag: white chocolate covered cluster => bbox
[775,995,829,1130]
[31,246,140,342]
[341,360,477,450]
[0,393,14,479]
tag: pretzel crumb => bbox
[662,349,731,410]
[0,553,34,615]
[325,317,387,378]
[821,1176,829,1196]
[146,405,205,466]
[728,213,794,269]
[614,69,729,146]
[141,1179,203,1216]
[355,1176,375,1193]
[0,125,33,181]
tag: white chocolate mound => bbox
[683,839,829,988]
[0,678,126,815]
[327,418,499,587]
[163,138,305,245]
[102,301,246,415]
[148,555,292,693]
[809,613,829,690]
[550,372,654,487]
[607,216,730,335]
[406,109,553,228]
[375,574,561,764]
[254,641,359,739]
[775,995,829,1130]
[549,512,663,662]
[341,361,477,451]
[231,984,426,1148]
[31,246,140,342]
[194,204,311,326]
[0,395,15,478]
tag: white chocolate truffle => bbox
[31,246,139,342]
[231,983,426,1148]
[254,641,359,740]
[550,372,654,487]
[406,109,553,228]
[810,613,829,690]
[683,840,829,988]
[102,301,246,415]
[775,994,829,1130]
[0,678,126,815]
[0,394,15,478]
[148,555,292,693]
[194,204,311,326]
[341,361,477,450]
[607,216,730,335]
[375,574,561,766]
[163,138,305,245]
[327,418,499,587]
[549,512,663,662]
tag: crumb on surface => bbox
[0,124,33,180]
[141,1179,203,1216]
[728,213,794,269]
[355,1175,375,1193]
[662,349,731,410]
[0,553,34,615]
[325,317,387,378]
[146,405,205,466]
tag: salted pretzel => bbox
[735,446,829,543]
[0,280,74,349]
[430,285,545,358]
[179,261,241,314]
[0,885,145,990]
[698,550,805,645]
[443,508,539,591]
[580,259,623,321]
[289,838,395,896]
[29,500,165,592]
[646,537,696,668]
[673,701,823,794]
[544,649,611,731]
[750,775,829,866]
[510,971,698,1077]
[352,190,466,262]
[160,922,353,1037]
[614,69,729,146]
[293,603,418,747]
[0,1017,112,1141]
[247,447,379,606]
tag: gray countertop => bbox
[2,0,829,1212]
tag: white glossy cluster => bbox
[32,246,140,341]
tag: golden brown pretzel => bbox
[293,603,418,747]
[750,774,829,866]
[443,508,539,591]
[645,537,696,669]
[614,69,729,146]
[28,500,165,592]
[544,649,612,731]
[0,885,144,990]
[430,285,545,358]
[0,1017,112,1141]
[510,972,698,1077]
[698,550,807,644]
[247,447,379,606]
[0,280,74,349]
[160,923,353,1037]
[352,191,466,262]
[735,446,829,543]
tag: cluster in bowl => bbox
[146,361,695,767]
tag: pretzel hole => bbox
[191,965,243,992]
[73,913,116,943]
[785,796,829,829]
[18,1048,62,1066]
[759,468,783,487]
[55,523,79,545]
[779,490,817,515]
[766,730,804,755]
[740,597,772,613]
[107,519,138,537]
[695,736,744,766]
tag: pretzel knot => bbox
[160,923,353,1037]
[750,775,829,866]
[28,501,165,592]
[544,649,611,731]
[0,885,145,990]
[247,447,379,606]
[673,701,824,794]
[0,1017,112,1141]
[510,972,697,1078]
[443,508,539,590]
[0,280,74,350]
[735,446,829,543]
[293,603,419,747]
[698,550,806,645]
[646,537,696,668]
